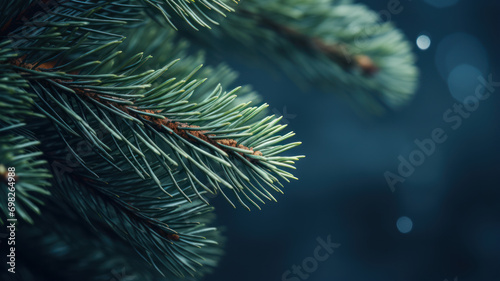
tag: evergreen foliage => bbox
[0,0,417,280]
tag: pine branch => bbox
[179,0,419,114]
[240,8,379,76]
[10,49,302,206]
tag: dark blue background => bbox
[205,1,500,281]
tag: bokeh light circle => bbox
[397,216,413,234]
[435,33,489,81]
[447,64,485,103]
[416,35,431,50]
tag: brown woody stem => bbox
[240,9,379,76]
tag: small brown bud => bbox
[355,55,379,76]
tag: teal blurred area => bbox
[205,0,500,281]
